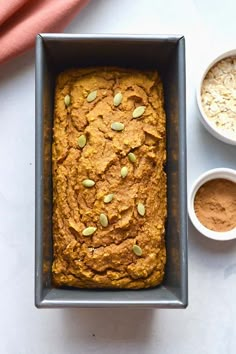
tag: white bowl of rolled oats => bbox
[197,49,236,145]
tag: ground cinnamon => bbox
[194,178,236,232]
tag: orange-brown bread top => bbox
[52,67,167,289]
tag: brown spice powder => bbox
[194,178,236,232]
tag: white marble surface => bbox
[0,0,236,353]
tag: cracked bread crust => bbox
[52,67,167,289]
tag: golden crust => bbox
[52,67,167,289]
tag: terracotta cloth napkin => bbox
[0,0,90,65]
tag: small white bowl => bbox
[188,168,236,241]
[196,49,236,145]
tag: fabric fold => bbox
[0,0,90,65]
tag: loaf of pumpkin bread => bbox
[52,67,167,289]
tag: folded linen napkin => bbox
[0,0,90,64]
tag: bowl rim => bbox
[188,168,236,241]
[196,48,236,146]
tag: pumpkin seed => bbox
[132,244,142,256]
[103,193,114,203]
[87,90,97,102]
[128,152,136,163]
[82,227,97,236]
[132,106,146,118]
[113,92,123,106]
[99,213,109,227]
[64,94,71,107]
[82,179,95,188]
[121,166,128,178]
[137,202,145,216]
[111,122,125,131]
[78,134,87,148]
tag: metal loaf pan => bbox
[35,34,188,308]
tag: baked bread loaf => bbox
[52,67,167,289]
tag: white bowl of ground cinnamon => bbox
[188,168,236,241]
[196,49,236,145]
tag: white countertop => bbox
[1,0,236,353]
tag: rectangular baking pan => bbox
[35,34,188,308]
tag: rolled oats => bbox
[201,56,236,140]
